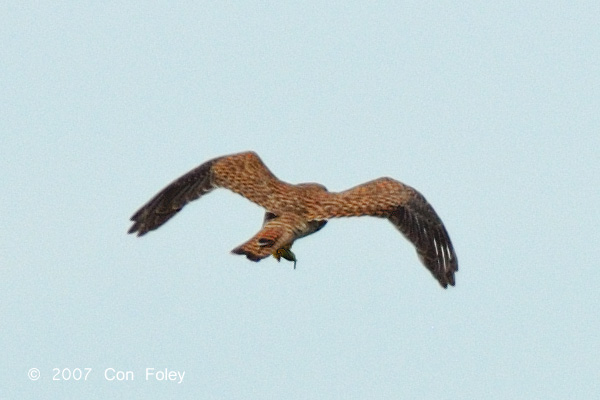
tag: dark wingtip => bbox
[438,280,454,290]
[436,267,457,289]
[127,221,148,236]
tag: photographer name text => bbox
[28,367,185,383]
[105,367,185,383]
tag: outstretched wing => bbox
[312,178,458,288]
[128,151,283,236]
[387,192,457,288]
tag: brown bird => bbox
[128,151,458,288]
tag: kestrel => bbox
[128,151,458,288]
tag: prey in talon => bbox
[274,244,297,269]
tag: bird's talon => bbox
[274,246,297,269]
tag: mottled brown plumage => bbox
[129,151,458,288]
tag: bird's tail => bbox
[231,215,300,262]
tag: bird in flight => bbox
[128,151,458,288]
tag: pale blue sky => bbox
[2,1,599,398]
